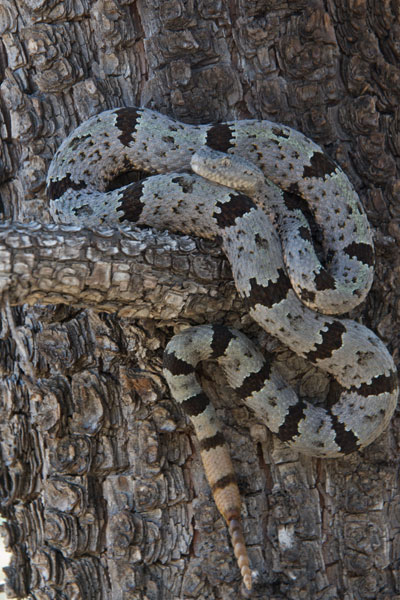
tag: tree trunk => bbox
[0,1,399,598]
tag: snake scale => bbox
[46,107,398,590]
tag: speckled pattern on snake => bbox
[46,107,398,591]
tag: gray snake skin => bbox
[46,107,398,590]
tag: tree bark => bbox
[0,1,399,599]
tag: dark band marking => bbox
[47,175,86,201]
[247,269,291,309]
[199,431,226,451]
[106,154,151,191]
[181,392,210,417]
[237,361,272,397]
[298,225,313,243]
[117,182,145,223]
[213,193,255,229]
[330,413,359,454]
[282,187,309,214]
[115,107,142,147]
[326,379,346,408]
[163,350,194,376]
[303,152,337,179]
[282,188,324,247]
[343,241,374,267]
[325,374,397,452]
[327,372,397,404]
[314,270,336,291]
[277,400,307,442]
[306,321,346,363]
[206,124,234,152]
[211,473,237,493]
[209,325,235,358]
[351,371,398,398]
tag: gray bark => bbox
[0,1,399,599]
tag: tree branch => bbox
[0,222,241,322]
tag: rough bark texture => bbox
[0,1,399,599]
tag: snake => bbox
[46,107,398,591]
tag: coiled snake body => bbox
[47,107,398,590]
